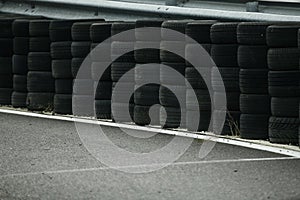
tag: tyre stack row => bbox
[267,25,300,144]
[111,22,136,123]
[27,20,54,111]
[71,21,101,116]
[0,19,14,106]
[50,20,75,115]
[133,20,162,126]
[237,22,273,139]
[159,20,191,129]
[90,22,113,119]
[12,19,29,107]
[210,22,240,135]
[185,20,216,132]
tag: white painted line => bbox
[0,157,298,178]
[0,108,300,157]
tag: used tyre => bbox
[27,71,55,92]
[54,94,72,114]
[26,92,54,111]
[240,114,269,139]
[269,116,299,144]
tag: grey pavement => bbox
[0,113,299,200]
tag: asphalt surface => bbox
[0,113,299,200]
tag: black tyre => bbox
[29,20,51,36]
[210,22,238,44]
[72,21,103,41]
[161,20,192,41]
[73,79,94,95]
[159,85,186,108]
[240,114,269,139]
[271,97,299,117]
[134,105,160,126]
[12,19,30,37]
[268,71,300,97]
[0,38,13,56]
[49,20,76,42]
[186,110,211,132]
[134,84,160,106]
[90,22,112,43]
[0,88,12,105]
[267,25,300,47]
[186,89,211,111]
[214,91,239,111]
[90,42,111,62]
[212,67,240,92]
[269,116,299,144]
[160,106,186,129]
[111,41,135,62]
[238,45,268,69]
[185,67,211,89]
[55,79,73,94]
[186,21,216,44]
[29,37,50,52]
[111,102,134,122]
[213,110,240,136]
[27,71,55,92]
[211,44,238,67]
[72,95,94,116]
[95,100,111,119]
[71,41,91,58]
[111,62,135,82]
[237,22,274,45]
[71,58,92,79]
[111,22,136,41]
[51,41,72,59]
[27,92,54,111]
[239,69,268,94]
[0,57,12,74]
[0,74,13,88]
[112,82,135,103]
[12,55,27,75]
[54,94,72,114]
[11,92,27,108]
[160,41,185,63]
[135,64,160,85]
[135,19,163,41]
[52,60,72,79]
[28,52,51,71]
[134,41,160,63]
[160,62,186,85]
[91,62,111,81]
[185,43,212,66]
[13,75,27,92]
[13,37,29,55]
[267,48,300,70]
[94,81,112,100]
[0,19,14,38]
[240,94,270,114]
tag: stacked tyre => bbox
[133,20,163,126]
[210,22,240,135]
[159,20,191,128]
[0,19,14,105]
[50,20,75,114]
[111,22,136,123]
[12,19,30,108]
[185,20,216,131]
[90,22,113,119]
[71,21,100,116]
[237,22,273,139]
[27,20,54,111]
[267,25,300,144]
